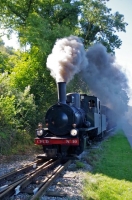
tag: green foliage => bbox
[0,95,16,126]
[9,47,57,120]
[0,73,37,129]
[0,0,79,51]
[0,73,37,154]
[15,86,37,128]
[76,161,85,169]
[0,0,128,53]
[0,128,34,155]
[0,38,16,73]
[67,74,90,94]
[79,0,128,52]
[10,49,41,90]
[10,129,33,155]
[19,12,73,52]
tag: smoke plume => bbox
[46,36,88,83]
[82,43,131,142]
[83,43,129,115]
[47,35,129,116]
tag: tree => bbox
[0,0,79,117]
[0,38,16,73]
[79,0,128,52]
[67,74,90,94]
[0,0,127,53]
[0,0,79,51]
[0,73,37,129]
[0,73,37,153]
[9,47,58,119]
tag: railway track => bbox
[0,158,71,200]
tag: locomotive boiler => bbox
[34,82,107,158]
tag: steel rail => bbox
[0,159,55,199]
[31,159,71,200]
[16,159,60,193]
[0,159,43,185]
[0,159,51,194]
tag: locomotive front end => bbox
[35,82,86,157]
[45,104,75,136]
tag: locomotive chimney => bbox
[57,82,66,104]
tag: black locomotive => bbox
[35,82,112,158]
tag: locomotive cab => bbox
[80,94,106,136]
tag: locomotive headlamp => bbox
[70,129,78,137]
[37,129,44,137]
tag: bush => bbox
[0,73,37,154]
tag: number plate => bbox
[35,138,79,145]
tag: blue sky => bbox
[107,0,132,67]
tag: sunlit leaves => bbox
[0,38,16,72]
[0,73,36,129]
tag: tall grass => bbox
[82,130,132,200]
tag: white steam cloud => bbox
[46,36,88,83]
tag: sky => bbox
[106,0,132,105]
[2,0,132,104]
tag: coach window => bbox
[89,100,95,108]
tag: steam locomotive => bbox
[34,82,113,158]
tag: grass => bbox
[82,130,132,200]
[76,160,85,169]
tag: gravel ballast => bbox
[0,150,92,200]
